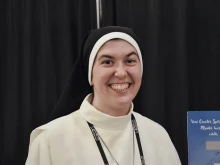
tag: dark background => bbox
[1,0,220,165]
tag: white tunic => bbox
[25,94,181,165]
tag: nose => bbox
[114,64,127,78]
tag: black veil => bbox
[48,26,141,121]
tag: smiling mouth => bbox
[109,83,130,92]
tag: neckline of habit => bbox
[79,94,133,130]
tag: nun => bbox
[25,26,182,165]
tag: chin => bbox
[116,96,133,105]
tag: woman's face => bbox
[91,39,142,114]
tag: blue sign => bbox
[187,111,220,165]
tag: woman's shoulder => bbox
[132,112,169,137]
[133,112,181,164]
[29,110,80,145]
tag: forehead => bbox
[96,39,137,57]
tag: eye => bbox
[126,59,137,65]
[101,60,113,65]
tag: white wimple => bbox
[88,32,143,85]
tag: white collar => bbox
[80,94,133,130]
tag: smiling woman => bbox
[92,39,142,116]
[25,26,182,165]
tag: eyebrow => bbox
[98,51,138,61]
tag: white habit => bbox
[26,94,181,165]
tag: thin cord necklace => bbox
[96,128,135,165]
[87,114,146,165]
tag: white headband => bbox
[88,32,143,85]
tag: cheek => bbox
[101,76,105,80]
[94,68,113,79]
[92,69,109,85]
[129,67,142,79]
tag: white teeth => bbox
[110,83,129,91]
